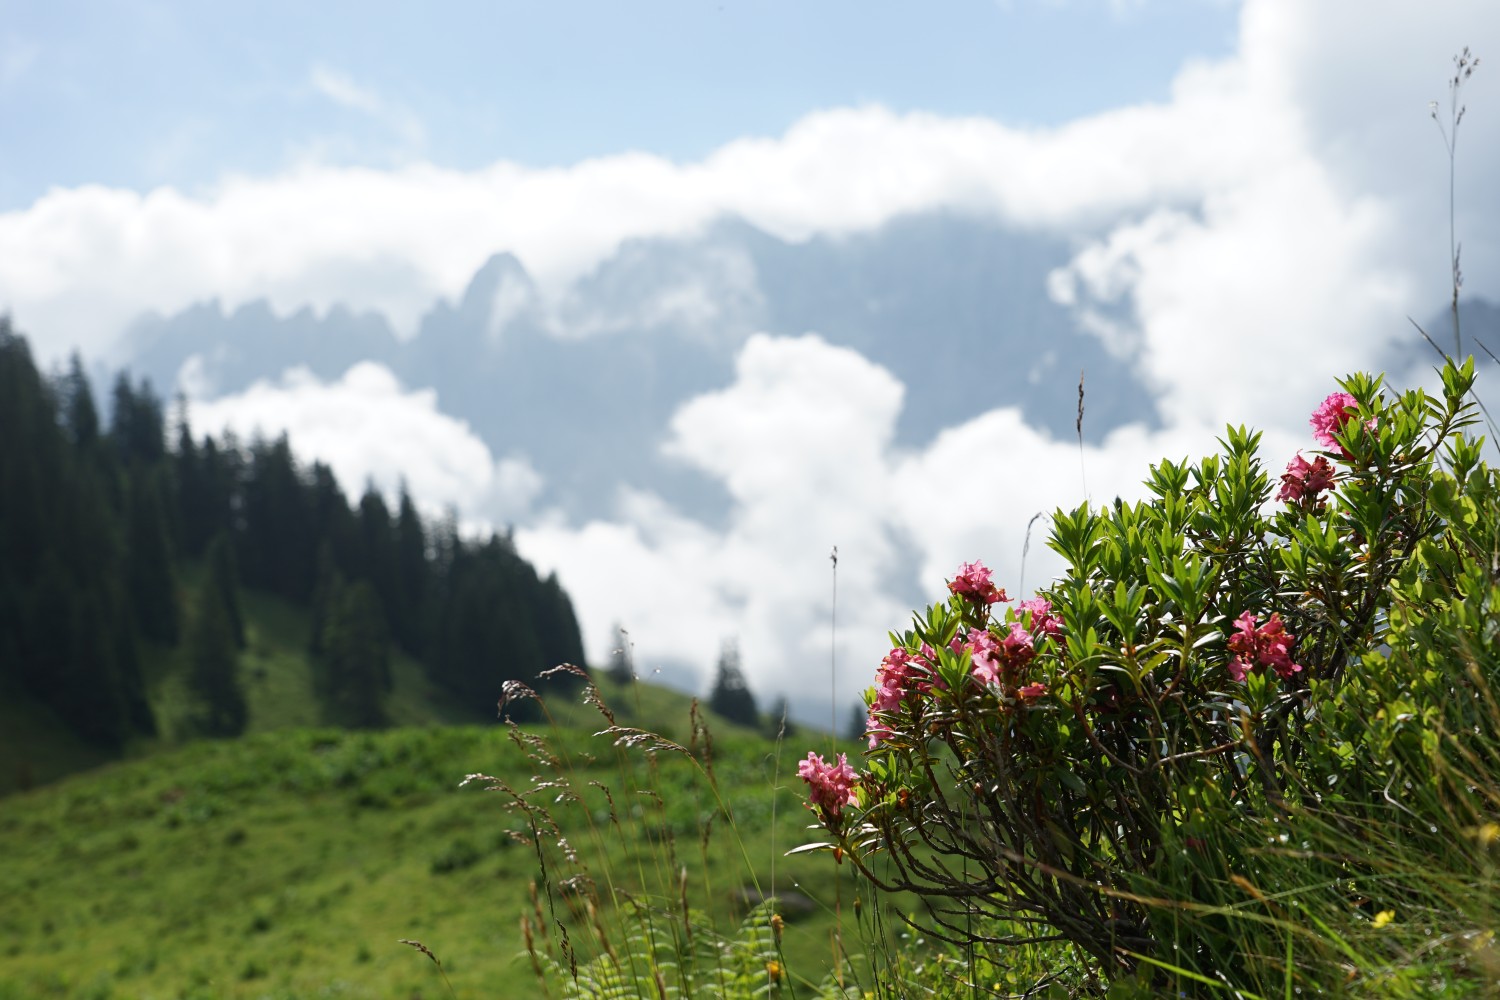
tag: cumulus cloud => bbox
[186,361,542,524]
[517,332,1315,722]
[519,334,914,712]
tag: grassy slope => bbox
[2,567,543,797]
[0,694,117,797]
[0,720,862,1000]
[1,574,865,999]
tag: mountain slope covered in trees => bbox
[0,317,589,792]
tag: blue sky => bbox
[1,0,1239,209]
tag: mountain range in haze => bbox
[117,212,1179,526]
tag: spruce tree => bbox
[186,581,247,738]
[707,639,759,727]
[109,374,166,468]
[125,471,180,644]
[1,321,151,745]
[605,623,633,684]
[319,580,391,729]
[60,352,100,450]
[173,404,212,557]
[307,541,342,657]
[846,701,870,743]
[394,486,428,656]
[240,435,313,600]
[535,571,589,674]
[357,486,398,645]
[205,531,246,649]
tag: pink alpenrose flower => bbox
[948,560,1009,606]
[1016,682,1048,700]
[1310,392,1362,458]
[798,751,859,819]
[968,628,1003,686]
[967,623,1035,688]
[1277,453,1337,504]
[867,647,918,747]
[1018,597,1064,641]
[1226,611,1303,682]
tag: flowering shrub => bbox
[798,360,1493,985]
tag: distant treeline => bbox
[0,317,587,747]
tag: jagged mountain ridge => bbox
[119,211,1173,523]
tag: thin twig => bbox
[829,545,838,750]
[1019,511,1046,598]
[1408,316,1500,452]
[1076,370,1089,502]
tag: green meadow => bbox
[0,580,866,999]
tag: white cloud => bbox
[519,335,913,713]
[309,65,384,117]
[307,63,427,152]
[516,333,1312,723]
[186,361,542,524]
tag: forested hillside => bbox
[0,317,588,787]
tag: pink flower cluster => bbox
[1019,597,1064,641]
[1310,391,1361,457]
[798,751,859,819]
[1280,392,1370,507]
[967,623,1035,686]
[866,565,1056,749]
[1226,611,1303,682]
[948,560,1009,606]
[971,597,1059,690]
[867,647,923,747]
[1277,453,1337,504]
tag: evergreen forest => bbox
[0,316,588,776]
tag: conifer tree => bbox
[60,352,99,450]
[1,321,151,745]
[534,571,589,674]
[307,541,342,657]
[109,373,166,468]
[205,531,245,649]
[394,485,428,656]
[307,462,358,573]
[708,638,759,727]
[319,579,391,729]
[240,435,313,600]
[357,485,399,644]
[845,701,869,743]
[172,401,216,558]
[125,471,180,644]
[186,580,247,738]
[605,623,633,684]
